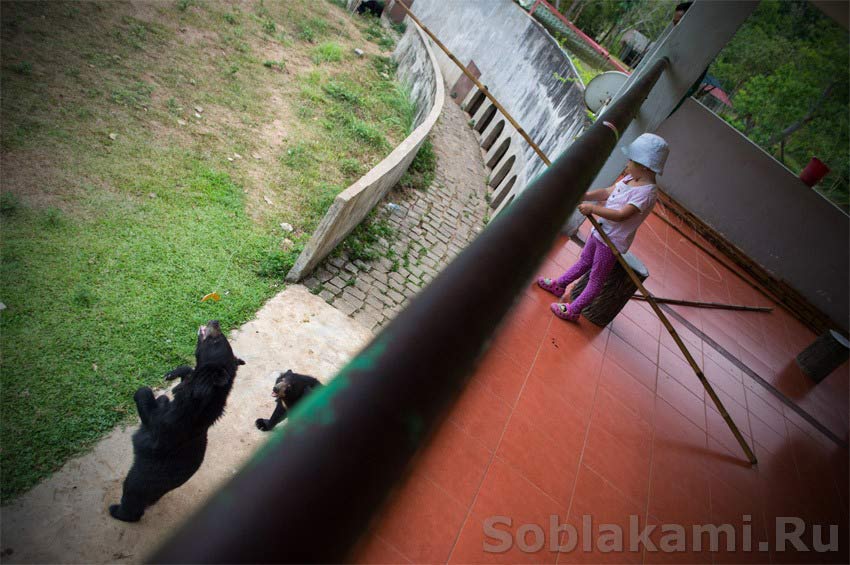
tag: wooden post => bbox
[571,251,649,326]
[796,330,850,383]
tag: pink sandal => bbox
[550,302,580,322]
[537,277,566,297]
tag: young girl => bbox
[537,133,669,322]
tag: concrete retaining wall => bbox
[287,21,444,282]
[656,99,849,330]
[407,0,586,215]
[410,0,587,186]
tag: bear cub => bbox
[255,370,322,432]
[109,320,244,522]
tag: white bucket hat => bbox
[621,133,669,174]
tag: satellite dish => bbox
[583,71,629,113]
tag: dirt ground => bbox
[0,285,373,564]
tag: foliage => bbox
[0,165,278,501]
[561,0,675,50]
[339,211,395,262]
[398,138,436,191]
[362,17,395,51]
[558,0,849,208]
[709,0,849,208]
[312,41,343,64]
[256,237,306,278]
[262,59,285,72]
[0,0,416,500]
[567,55,601,85]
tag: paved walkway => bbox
[1,286,373,564]
[303,90,489,331]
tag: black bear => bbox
[356,0,385,18]
[109,320,244,522]
[255,370,322,432]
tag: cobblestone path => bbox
[303,89,490,332]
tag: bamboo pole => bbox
[588,216,757,465]
[395,0,758,465]
[652,196,828,334]
[631,294,772,313]
[394,1,550,167]
[651,206,787,308]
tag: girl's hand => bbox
[578,203,595,215]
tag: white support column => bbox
[591,0,758,189]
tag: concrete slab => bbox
[0,285,373,564]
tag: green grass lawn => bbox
[0,0,411,501]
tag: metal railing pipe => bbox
[148,58,669,564]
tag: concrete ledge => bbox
[287,20,444,282]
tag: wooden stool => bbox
[570,251,649,327]
[796,330,850,383]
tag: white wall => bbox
[410,0,587,182]
[656,99,849,330]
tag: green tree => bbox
[709,0,849,208]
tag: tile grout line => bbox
[373,533,414,564]
[661,304,847,450]
[555,329,608,565]
[641,227,669,565]
[572,227,847,450]
[444,314,553,564]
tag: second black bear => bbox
[109,320,244,522]
[255,370,322,432]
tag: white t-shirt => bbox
[591,175,657,252]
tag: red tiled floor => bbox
[657,369,706,430]
[353,533,413,564]
[448,375,512,452]
[354,218,848,563]
[609,314,659,366]
[707,474,771,564]
[473,343,528,407]
[548,238,582,273]
[527,325,601,422]
[701,318,742,360]
[489,324,541,378]
[642,516,712,564]
[558,464,646,564]
[652,398,708,458]
[703,355,746,400]
[620,299,662,337]
[513,373,593,445]
[590,387,654,454]
[705,401,753,458]
[605,332,658,392]
[659,325,703,363]
[416,419,492,508]
[550,313,611,354]
[704,435,760,498]
[582,420,652,509]
[744,386,786,436]
[659,344,705,399]
[449,459,565,564]
[497,409,581,508]
[367,472,469,564]
[598,356,655,425]
[705,385,751,436]
[748,413,788,456]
